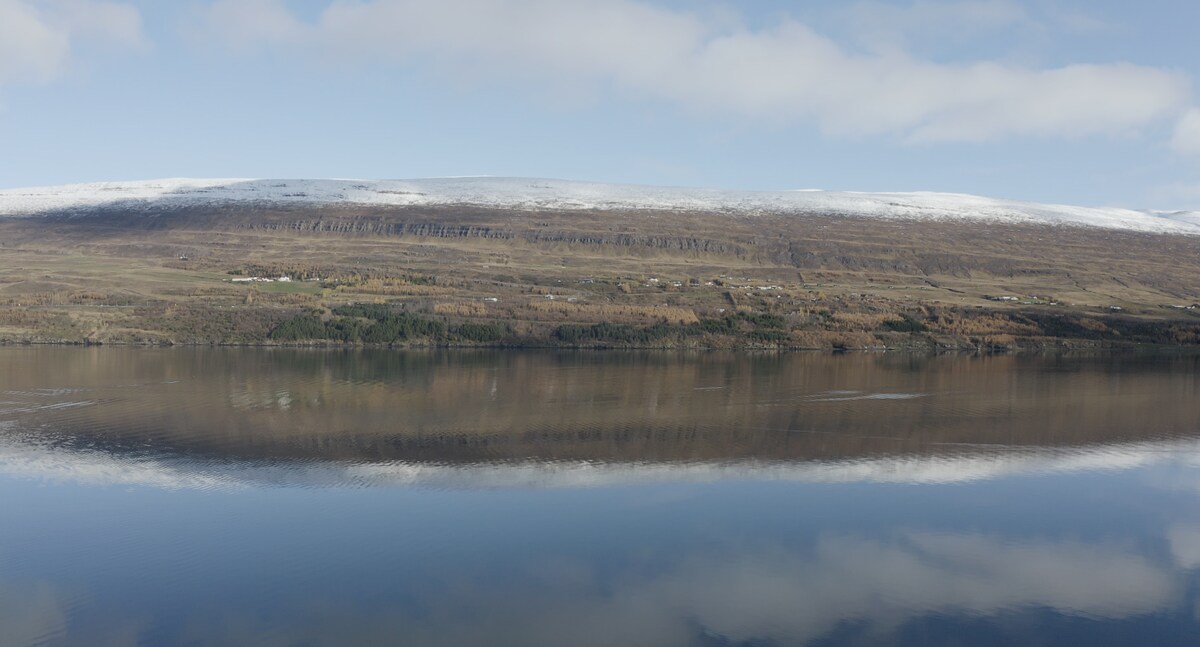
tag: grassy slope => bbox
[0,204,1198,349]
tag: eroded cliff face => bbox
[17,202,1200,289]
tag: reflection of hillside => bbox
[2,348,1199,465]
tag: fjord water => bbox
[2,349,1200,646]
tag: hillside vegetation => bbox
[1,202,1199,349]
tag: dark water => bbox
[2,348,1200,646]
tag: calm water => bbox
[2,348,1200,646]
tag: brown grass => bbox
[2,202,1199,345]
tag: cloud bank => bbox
[1173,108,1200,154]
[201,0,1192,143]
[0,0,143,85]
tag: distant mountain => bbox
[3,176,1200,349]
[2,177,1198,235]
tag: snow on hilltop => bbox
[0,177,1197,235]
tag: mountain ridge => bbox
[3,177,1198,236]
[3,176,1200,349]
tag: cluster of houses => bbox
[985,295,1061,306]
[644,277,715,288]
[738,284,783,291]
[231,276,292,283]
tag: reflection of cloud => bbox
[1168,524,1200,570]
[154,532,1184,646]
[0,574,149,647]
[4,434,1200,491]
[601,534,1178,644]
[897,533,1175,617]
[0,578,67,646]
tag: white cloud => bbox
[1149,180,1200,212]
[58,0,144,47]
[0,0,70,83]
[1172,108,1200,155]
[837,0,1032,54]
[197,0,1192,143]
[0,0,144,85]
[205,0,307,49]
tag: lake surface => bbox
[2,348,1200,646]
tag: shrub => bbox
[455,323,508,343]
[270,304,446,343]
[883,314,929,333]
[270,315,327,340]
[554,322,678,344]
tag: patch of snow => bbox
[1,177,1198,235]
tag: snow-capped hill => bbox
[1,177,1197,236]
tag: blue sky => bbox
[1,0,1199,209]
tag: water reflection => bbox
[2,348,1199,472]
[5,435,1200,491]
[0,578,69,647]
[1,348,1199,645]
[3,527,1192,646]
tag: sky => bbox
[1,0,1199,209]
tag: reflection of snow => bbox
[802,391,927,402]
[0,439,232,490]
[0,400,97,415]
[3,433,1200,491]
